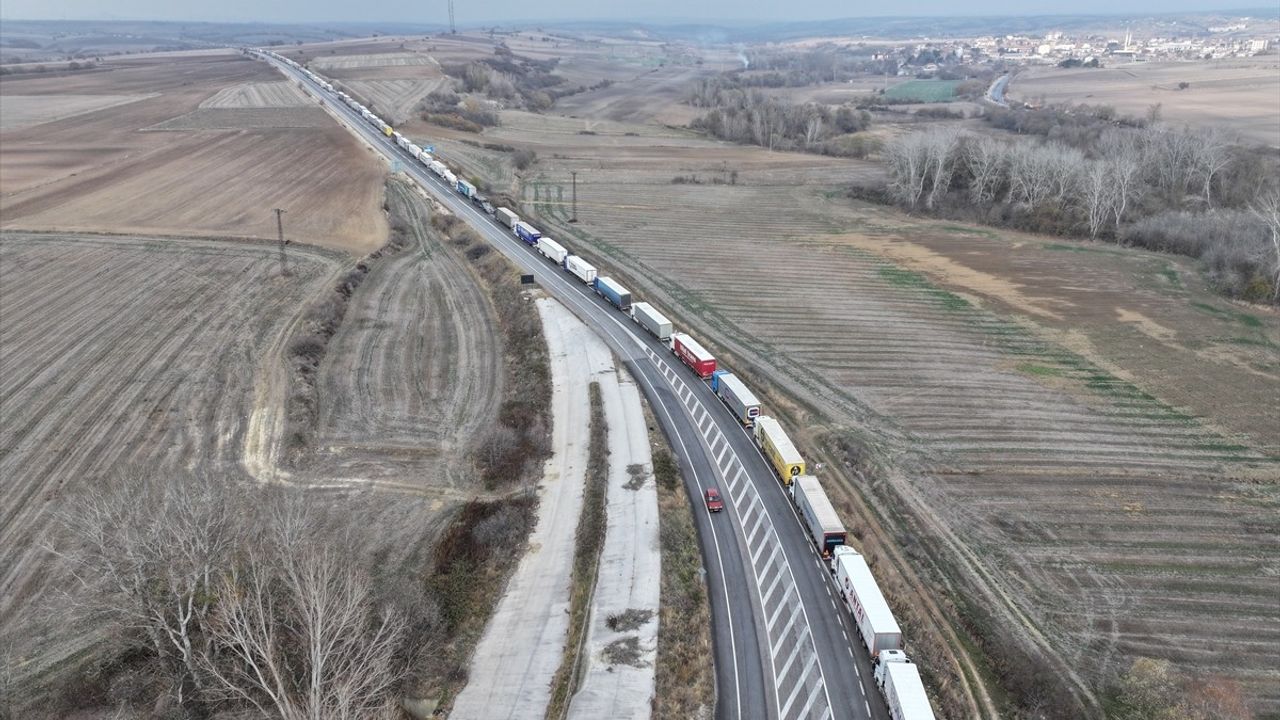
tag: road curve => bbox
[260,51,892,720]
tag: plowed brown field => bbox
[0,53,387,253]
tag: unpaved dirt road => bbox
[451,298,616,720]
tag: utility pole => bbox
[569,171,578,223]
[274,208,290,276]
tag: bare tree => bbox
[964,135,1006,204]
[53,473,239,704]
[1145,126,1198,202]
[1006,143,1058,207]
[1078,161,1114,238]
[885,132,929,208]
[1190,127,1236,208]
[1100,129,1146,229]
[923,127,961,210]
[201,547,406,720]
[1251,191,1280,302]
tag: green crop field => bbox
[883,79,961,102]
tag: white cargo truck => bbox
[537,237,568,265]
[710,371,761,426]
[495,208,519,229]
[564,255,597,284]
[875,652,936,720]
[831,546,902,657]
[630,302,673,341]
[790,475,847,558]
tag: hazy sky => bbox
[0,0,1265,23]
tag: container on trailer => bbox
[537,237,568,265]
[831,546,902,657]
[407,144,421,158]
[593,277,632,311]
[418,151,433,165]
[630,302,672,341]
[790,475,847,558]
[514,222,542,245]
[442,170,457,186]
[457,179,476,198]
[564,255,597,284]
[753,416,805,484]
[875,654,936,720]
[710,371,761,426]
[671,332,716,379]
[495,208,519,229]
[429,160,446,176]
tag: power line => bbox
[274,208,290,276]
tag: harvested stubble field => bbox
[0,232,348,692]
[0,53,387,253]
[0,181,517,707]
[199,79,313,107]
[1008,59,1280,147]
[303,180,504,488]
[520,151,1280,712]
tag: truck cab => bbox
[874,649,911,687]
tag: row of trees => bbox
[689,85,871,154]
[882,125,1280,301]
[44,474,432,718]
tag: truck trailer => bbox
[630,302,672,341]
[514,221,541,245]
[790,475,847,558]
[536,237,568,265]
[671,333,717,379]
[831,546,903,657]
[593,277,632,311]
[710,371,761,426]
[753,416,805,484]
[564,255,597,284]
[495,208,519,229]
[457,179,476,198]
[875,653,936,720]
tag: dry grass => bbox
[651,444,715,720]
[546,381,610,720]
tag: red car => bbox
[705,487,724,513]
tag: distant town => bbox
[865,19,1277,73]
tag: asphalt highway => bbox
[260,51,892,720]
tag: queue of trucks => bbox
[252,48,935,720]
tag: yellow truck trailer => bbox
[382,125,393,137]
[753,416,805,485]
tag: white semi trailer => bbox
[831,545,902,657]
[790,475,847,558]
[630,302,672,341]
[564,255,597,284]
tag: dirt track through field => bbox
[307,180,503,487]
